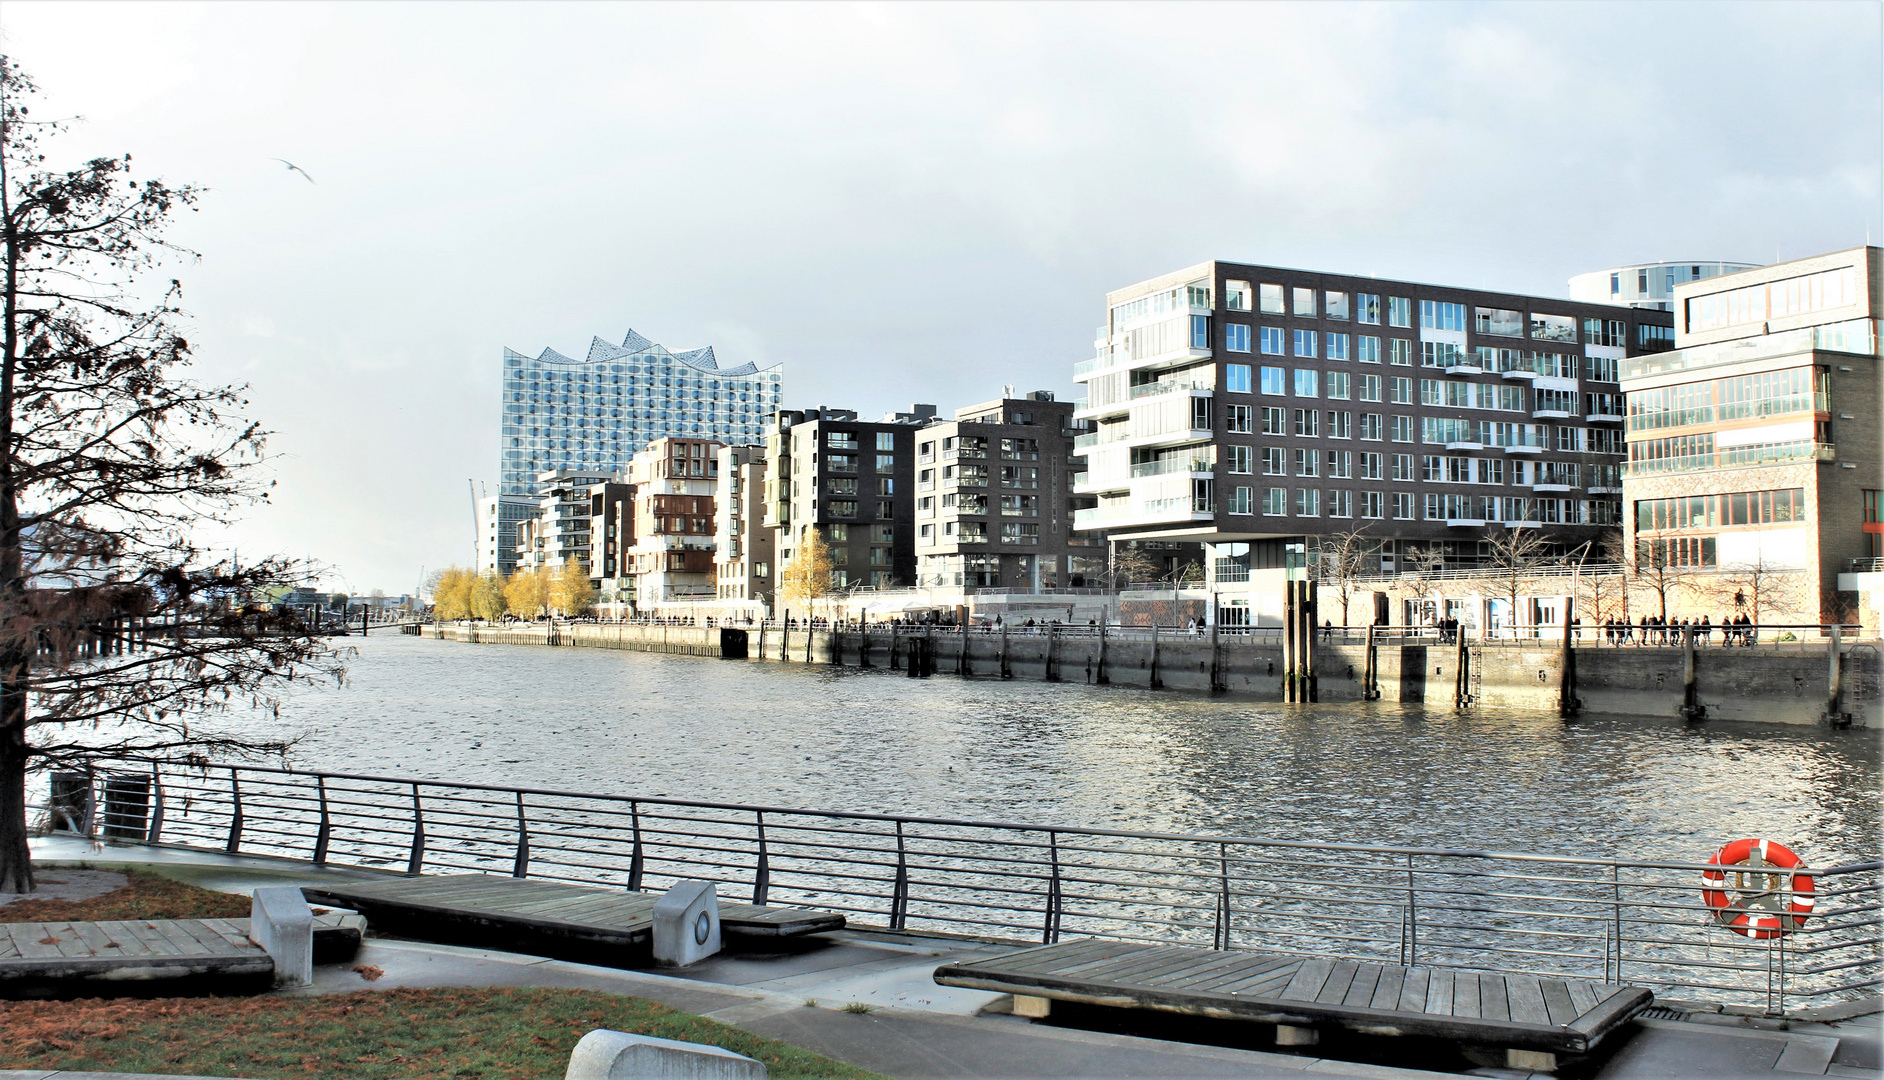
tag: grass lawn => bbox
[0,986,886,1079]
[2,866,253,922]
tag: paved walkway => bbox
[23,836,1884,1079]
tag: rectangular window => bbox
[919,523,933,540]
[876,432,896,451]
[1358,374,1381,402]
[1392,492,1415,519]
[826,477,859,495]
[1259,283,1285,313]
[827,430,859,449]
[827,453,858,471]
[1293,408,1320,437]
[1475,307,1525,337]
[1327,488,1352,518]
[1356,335,1381,364]
[1225,403,1253,433]
[1327,410,1352,439]
[1325,333,1350,361]
[1190,315,1210,349]
[1360,452,1383,479]
[1295,488,1321,517]
[1261,406,1287,435]
[1001,523,1040,544]
[1224,323,1251,352]
[876,454,895,471]
[1294,369,1318,397]
[1358,413,1383,441]
[1325,291,1350,320]
[1226,444,1253,473]
[1262,447,1285,475]
[1260,327,1285,354]
[1228,486,1253,514]
[1293,329,1317,357]
[1357,293,1381,325]
[1224,362,1252,393]
[1327,371,1350,400]
[999,495,1038,516]
[1585,355,1619,383]
[1263,487,1287,515]
[1388,297,1412,327]
[877,477,895,495]
[1388,339,1411,366]
[1326,450,1352,478]
[1420,300,1466,331]
[1260,366,1287,394]
[1360,490,1383,519]
[1224,280,1251,311]
[830,500,857,518]
[1530,313,1578,342]
[1389,377,1414,404]
[1295,448,1319,476]
[1293,287,1316,316]
[1391,415,1414,442]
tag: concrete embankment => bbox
[416,623,1879,727]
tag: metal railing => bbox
[62,759,1880,1014]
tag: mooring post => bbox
[1681,625,1704,720]
[1208,607,1222,692]
[1363,621,1378,701]
[1453,628,1470,710]
[1282,583,1297,702]
[1096,619,1110,685]
[1149,622,1162,689]
[1827,624,1844,723]
[1304,584,1318,702]
[1558,597,1579,718]
[756,620,766,661]
[1000,622,1012,679]
[1045,623,1059,682]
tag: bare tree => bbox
[1316,524,1378,627]
[1483,526,1557,635]
[1714,554,1805,628]
[1400,542,1447,626]
[0,60,342,892]
[1628,535,1691,621]
[1576,528,1626,624]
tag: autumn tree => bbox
[0,59,343,892]
[780,526,835,615]
[1108,543,1160,589]
[503,565,550,619]
[470,572,507,622]
[430,566,475,621]
[549,558,594,617]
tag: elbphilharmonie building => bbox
[498,329,784,496]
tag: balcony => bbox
[1073,497,1214,531]
[1501,366,1537,381]
[1500,442,1543,455]
[1622,440,1835,477]
[1445,517,1487,527]
[1531,483,1574,493]
[1129,451,1217,479]
[1532,408,1576,420]
[1585,412,1623,423]
[1130,375,1215,400]
[1445,440,1485,451]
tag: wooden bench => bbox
[0,912,361,995]
[934,939,1652,1071]
[302,875,844,965]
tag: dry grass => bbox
[0,986,883,1080]
[2,867,252,923]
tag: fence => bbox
[51,758,1882,1015]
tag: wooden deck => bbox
[302,875,844,962]
[0,911,363,991]
[934,940,1652,1056]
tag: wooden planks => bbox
[934,939,1653,1055]
[0,917,274,989]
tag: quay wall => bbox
[416,623,1878,727]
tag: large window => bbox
[1359,374,1381,402]
[1224,281,1251,311]
[1295,488,1321,517]
[1191,315,1210,349]
[1226,444,1253,473]
[1294,369,1318,397]
[1293,409,1320,437]
[1327,489,1352,518]
[1327,410,1351,438]
[1262,447,1285,474]
[1637,536,1716,569]
[1475,308,1524,337]
[1224,323,1251,352]
[1530,313,1577,342]
[1259,283,1286,314]
[1295,448,1318,476]
[1634,488,1807,531]
[1263,487,1287,515]
[1260,327,1286,354]
[1420,300,1466,331]
[1293,287,1316,316]
[1388,339,1412,366]
[1293,329,1317,357]
[1357,293,1381,325]
[1626,366,1824,432]
[1687,265,1859,333]
[1225,362,1253,393]
[1327,371,1350,399]
[1228,486,1253,514]
[1388,377,1415,404]
[1326,333,1350,361]
[1260,366,1287,394]
[1392,492,1415,519]
[1357,335,1381,363]
[1261,406,1287,435]
[1225,403,1253,433]
[1359,413,1383,440]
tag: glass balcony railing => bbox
[1129,375,1216,400]
[1621,321,1877,380]
[1623,440,1834,477]
[1130,450,1217,478]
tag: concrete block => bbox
[1012,994,1051,1018]
[652,880,721,967]
[565,1029,765,1080]
[1275,1024,1319,1046]
[1506,1048,1557,1071]
[252,887,314,987]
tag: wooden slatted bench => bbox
[302,875,845,965]
[0,911,364,996]
[934,939,1652,1071]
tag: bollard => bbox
[565,1030,765,1080]
[652,880,721,967]
[255,887,315,987]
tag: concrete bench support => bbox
[652,880,721,967]
[1507,1048,1557,1071]
[252,886,314,987]
[1276,1024,1319,1046]
[1013,994,1051,1018]
[566,1029,766,1079]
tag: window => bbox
[1356,336,1380,365]
[870,546,892,565]
[1293,408,1320,437]
[1262,447,1285,474]
[827,430,859,449]
[1259,283,1285,313]
[827,523,850,542]
[1585,355,1619,383]
[1224,280,1251,311]
[918,467,934,489]
[829,499,857,517]
[1360,491,1383,519]
[1388,297,1412,327]
[1184,315,1207,349]
[1003,466,1039,488]
[1001,437,1039,459]
[1325,291,1349,320]
[1224,323,1252,352]
[877,477,895,495]
[1327,410,1352,438]
[1530,313,1577,342]
[1639,324,1675,352]
[1261,406,1287,434]
[918,440,935,462]
[1327,372,1350,400]
[1294,369,1318,397]
[826,477,859,495]
[1388,339,1411,366]
[918,496,933,516]
[1360,452,1383,479]
[1295,488,1321,517]
[1293,329,1317,357]
[999,495,1038,516]
[1359,413,1383,440]
[1327,450,1352,478]
[1226,403,1253,433]
[876,454,895,470]
[1226,445,1253,473]
[1260,327,1285,354]
[1295,448,1318,476]
[1475,308,1524,337]
[1225,363,1252,393]
[1325,333,1349,361]
[827,453,858,471]
[1358,374,1381,402]
[1357,293,1380,325]
[876,432,896,451]
[1327,489,1352,518]
[1392,492,1415,519]
[875,524,894,542]
[1001,523,1040,544]
[919,523,933,540]
[1228,486,1253,515]
[1263,487,1287,515]
[1388,377,1414,404]
[1260,366,1287,394]
[1391,415,1414,442]
[1421,300,1466,331]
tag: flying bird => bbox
[271,158,316,184]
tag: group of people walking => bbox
[1601,614,1760,646]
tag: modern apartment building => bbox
[1621,246,1881,623]
[498,329,782,499]
[586,480,637,604]
[476,494,538,577]
[623,437,723,611]
[1570,261,1761,312]
[714,445,773,610]
[515,468,617,573]
[1073,262,1676,584]
[914,391,1107,591]
[764,406,929,595]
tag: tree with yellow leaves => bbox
[471,572,509,622]
[550,559,596,618]
[430,566,476,621]
[504,565,551,619]
[780,526,836,616]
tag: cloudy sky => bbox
[1,2,1877,593]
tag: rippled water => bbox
[230,634,1881,866]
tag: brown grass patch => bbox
[2,868,252,924]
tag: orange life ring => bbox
[1701,838,1814,939]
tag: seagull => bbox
[271,158,316,184]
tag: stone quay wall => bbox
[417,623,1878,727]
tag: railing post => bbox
[1404,853,1418,966]
[225,769,243,853]
[511,791,530,878]
[146,763,165,845]
[627,801,646,891]
[312,775,332,865]
[406,785,426,875]
[1610,862,1623,984]
[1214,842,1231,950]
[753,811,771,906]
[890,820,910,931]
[1043,830,1063,944]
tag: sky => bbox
[0,2,1877,594]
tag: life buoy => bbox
[1701,838,1814,939]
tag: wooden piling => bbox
[1557,598,1579,718]
[1150,623,1163,689]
